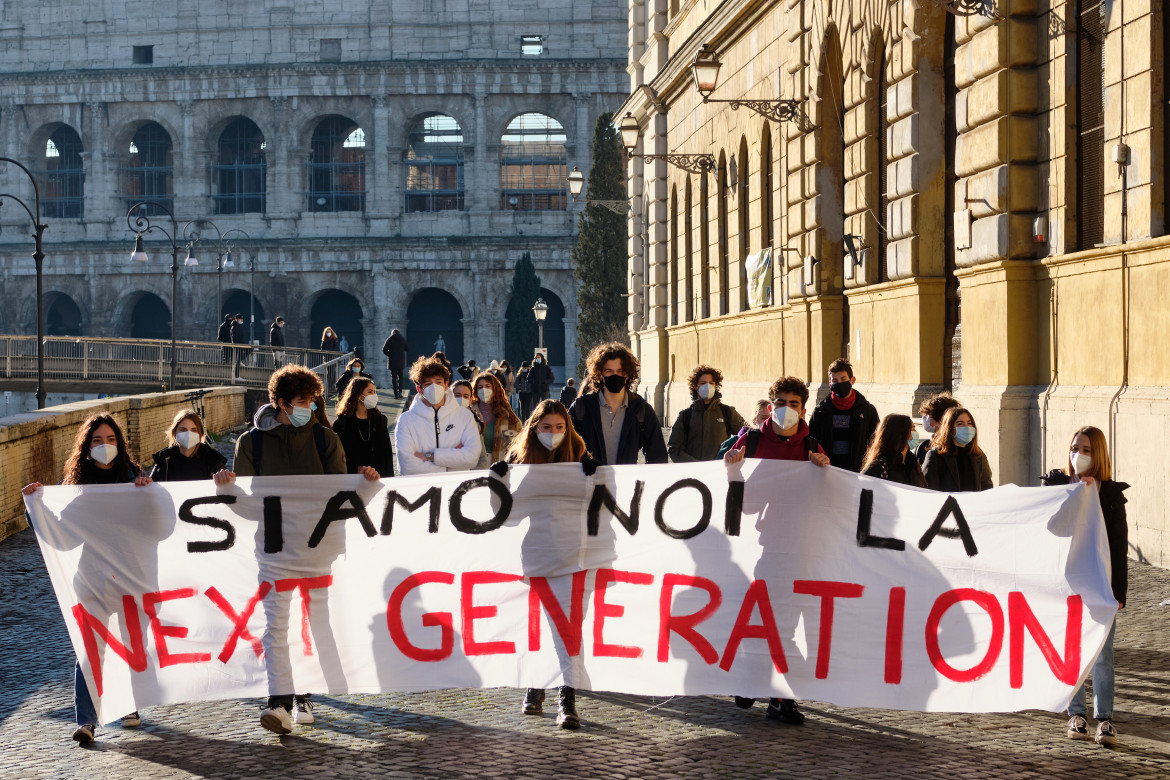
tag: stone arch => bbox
[498,112,568,210]
[406,287,464,367]
[210,115,268,215]
[494,107,574,147]
[402,112,466,212]
[308,289,365,352]
[43,291,84,336]
[304,114,367,212]
[110,117,182,167]
[536,286,566,372]
[221,288,267,343]
[114,290,171,341]
[115,120,176,213]
[398,105,475,146]
[27,122,85,219]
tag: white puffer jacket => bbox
[394,390,484,475]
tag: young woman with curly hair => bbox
[473,371,522,462]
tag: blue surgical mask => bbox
[955,426,975,446]
[288,403,313,427]
[908,433,921,452]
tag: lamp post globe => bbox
[618,112,641,153]
[567,166,585,199]
[691,43,722,99]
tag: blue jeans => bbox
[74,662,97,727]
[1068,620,1115,720]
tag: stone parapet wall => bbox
[0,387,246,541]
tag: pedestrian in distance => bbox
[474,371,523,463]
[147,409,227,482]
[331,377,393,477]
[668,364,746,462]
[859,414,926,487]
[213,365,377,736]
[231,314,248,372]
[516,360,537,419]
[22,414,153,744]
[217,313,234,364]
[568,342,667,466]
[432,350,453,378]
[916,392,960,464]
[921,407,994,492]
[559,377,578,407]
[1041,426,1128,746]
[499,359,516,402]
[496,399,599,729]
[457,358,478,381]
[382,328,409,398]
[269,316,286,368]
[530,352,555,401]
[808,358,880,472]
[723,376,828,725]
[335,357,372,399]
[321,326,340,352]
[715,399,771,459]
[394,352,483,476]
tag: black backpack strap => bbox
[719,403,736,439]
[313,423,327,466]
[251,429,263,476]
[745,429,761,458]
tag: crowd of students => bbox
[21,344,1128,747]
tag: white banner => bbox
[25,460,1117,723]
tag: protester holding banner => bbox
[22,413,153,743]
[916,392,960,464]
[808,358,880,472]
[921,407,994,492]
[474,372,522,463]
[569,342,667,466]
[331,377,393,477]
[860,414,927,488]
[668,365,747,462]
[1042,426,1129,746]
[501,399,598,728]
[394,352,483,476]
[723,375,828,725]
[147,409,227,482]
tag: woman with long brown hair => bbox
[860,414,926,487]
[22,413,152,743]
[331,377,392,476]
[474,371,522,463]
[1042,425,1128,745]
[498,399,594,728]
[921,407,994,492]
[148,409,227,482]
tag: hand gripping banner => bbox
[24,460,1118,723]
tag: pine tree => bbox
[504,251,542,369]
[572,112,629,376]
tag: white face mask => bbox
[537,431,565,451]
[1070,451,1092,475]
[771,405,800,432]
[90,443,118,465]
[422,383,446,405]
[455,396,470,408]
[697,383,714,400]
[175,431,200,450]
[922,415,937,434]
[362,394,378,410]
[478,387,493,403]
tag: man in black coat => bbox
[382,328,409,399]
[230,314,247,373]
[807,358,879,472]
[217,314,234,364]
[568,342,667,466]
[269,316,286,368]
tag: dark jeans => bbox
[390,368,404,396]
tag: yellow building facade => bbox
[619,0,1170,567]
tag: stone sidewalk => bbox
[1,525,1168,780]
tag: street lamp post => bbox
[221,230,254,347]
[617,113,716,174]
[532,297,548,350]
[0,158,48,408]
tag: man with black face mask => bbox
[807,358,879,472]
[567,342,667,466]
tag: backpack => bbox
[250,423,327,476]
[516,370,534,395]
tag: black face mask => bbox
[830,381,852,398]
[603,374,626,394]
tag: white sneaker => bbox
[260,706,293,735]
[294,698,315,725]
[120,711,141,728]
[1065,714,1090,740]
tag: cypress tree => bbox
[572,111,629,375]
[504,251,542,369]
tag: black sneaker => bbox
[734,696,756,709]
[765,698,805,725]
[72,723,95,744]
[1095,719,1118,746]
[1066,714,1090,740]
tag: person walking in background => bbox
[559,377,578,407]
[568,342,667,466]
[335,357,372,399]
[808,358,880,472]
[321,327,340,352]
[516,360,537,419]
[668,365,746,462]
[499,360,516,402]
[473,372,522,463]
[916,392,960,464]
[147,409,227,482]
[217,313,234,364]
[531,352,555,401]
[860,414,926,487]
[457,359,478,381]
[382,328,409,399]
[269,316,286,368]
[231,314,248,373]
[1041,426,1128,746]
[921,407,993,492]
[332,377,393,477]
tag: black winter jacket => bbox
[862,451,927,488]
[269,322,285,347]
[808,390,880,472]
[382,333,408,370]
[922,447,994,492]
[332,413,393,476]
[148,443,227,482]
[568,391,667,466]
[1041,470,1130,604]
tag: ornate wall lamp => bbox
[690,44,811,130]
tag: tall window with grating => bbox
[43,125,84,219]
[499,113,567,211]
[404,114,465,212]
[876,39,888,283]
[737,138,749,311]
[307,116,365,212]
[699,170,710,318]
[717,153,730,316]
[684,178,694,322]
[1077,1,1105,249]
[214,117,266,215]
[670,187,678,326]
[121,122,173,215]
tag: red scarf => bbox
[830,390,856,411]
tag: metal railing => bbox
[0,335,354,393]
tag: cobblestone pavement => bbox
[3,397,1169,778]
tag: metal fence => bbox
[0,335,354,393]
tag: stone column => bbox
[81,101,118,234]
[268,96,299,224]
[174,100,205,218]
[468,92,492,215]
[368,94,392,232]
